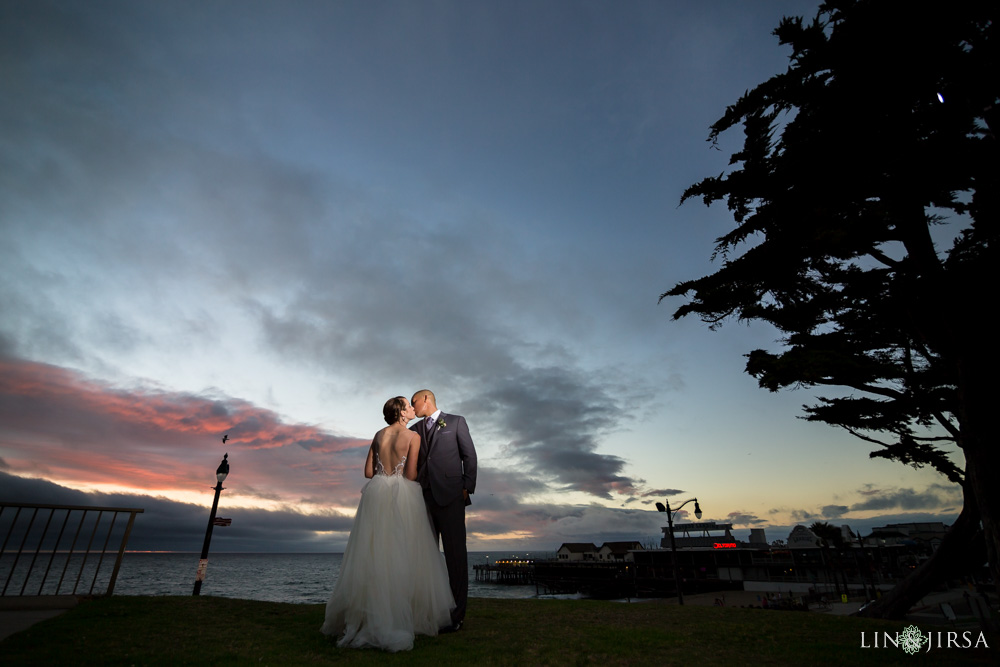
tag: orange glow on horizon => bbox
[472,530,537,541]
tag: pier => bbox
[533,561,635,598]
[473,559,534,585]
[474,559,636,598]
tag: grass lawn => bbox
[0,596,995,665]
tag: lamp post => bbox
[655,497,702,606]
[193,452,229,596]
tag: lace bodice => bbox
[374,453,406,477]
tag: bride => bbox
[321,396,455,651]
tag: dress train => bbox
[321,468,454,651]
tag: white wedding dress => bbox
[321,454,455,652]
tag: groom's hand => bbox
[463,489,469,501]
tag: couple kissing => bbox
[321,389,478,652]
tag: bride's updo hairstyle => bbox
[383,396,407,425]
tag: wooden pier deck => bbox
[473,559,535,585]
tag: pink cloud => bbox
[0,357,370,504]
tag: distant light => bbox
[937,93,945,103]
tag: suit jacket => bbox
[412,412,477,507]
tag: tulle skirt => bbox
[321,474,455,652]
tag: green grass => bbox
[1,596,995,665]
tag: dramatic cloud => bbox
[250,233,656,501]
[473,466,550,502]
[820,505,849,519]
[467,367,646,499]
[641,489,686,498]
[775,482,962,529]
[726,511,767,526]
[849,485,961,513]
[255,254,652,500]
[0,356,368,503]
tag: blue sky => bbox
[0,0,961,552]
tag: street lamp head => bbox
[693,499,702,520]
[655,502,667,513]
[216,453,230,484]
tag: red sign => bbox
[713,542,737,549]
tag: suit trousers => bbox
[424,488,467,626]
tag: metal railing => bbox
[0,502,144,597]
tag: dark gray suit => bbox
[412,411,477,626]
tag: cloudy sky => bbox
[1,0,962,553]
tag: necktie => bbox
[425,417,435,433]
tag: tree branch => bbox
[931,410,961,440]
[843,427,893,448]
[813,378,905,400]
[908,435,957,443]
[867,248,901,269]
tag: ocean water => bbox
[110,551,550,604]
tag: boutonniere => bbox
[436,417,447,431]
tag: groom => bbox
[411,389,477,631]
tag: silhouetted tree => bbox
[662,1,998,615]
[811,521,849,595]
[809,522,843,549]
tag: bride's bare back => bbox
[366,424,420,481]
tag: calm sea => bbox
[109,551,551,604]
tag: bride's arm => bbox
[364,438,376,478]
[404,432,420,481]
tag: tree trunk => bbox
[955,341,1000,602]
[857,500,980,619]
[962,441,1000,601]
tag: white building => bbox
[596,541,643,561]
[556,543,597,561]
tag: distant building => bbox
[597,541,643,561]
[556,543,598,561]
[787,525,821,549]
[551,521,960,598]
[661,522,737,549]
[865,528,910,546]
[864,522,949,552]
